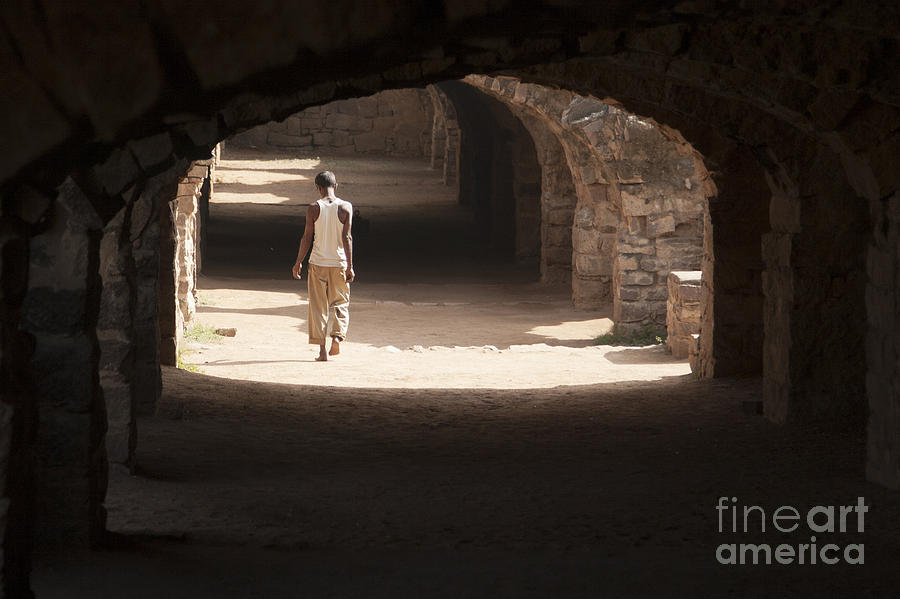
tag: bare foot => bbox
[316,345,328,361]
[329,338,341,356]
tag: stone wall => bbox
[229,89,434,158]
[23,180,107,550]
[667,271,702,359]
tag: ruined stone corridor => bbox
[2,1,900,596]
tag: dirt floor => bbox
[33,149,900,597]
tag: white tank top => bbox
[309,198,350,268]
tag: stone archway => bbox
[463,76,712,338]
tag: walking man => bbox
[292,171,355,361]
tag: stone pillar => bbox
[175,164,207,325]
[696,146,769,379]
[761,145,868,426]
[158,159,210,367]
[429,86,460,189]
[866,191,900,488]
[197,176,210,276]
[98,205,136,471]
[131,184,163,417]
[444,122,460,188]
[22,179,106,549]
[157,198,179,367]
[0,185,50,596]
[761,216,795,425]
[427,85,447,171]
[573,180,616,306]
[762,155,802,423]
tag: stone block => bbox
[615,299,654,322]
[618,286,642,301]
[98,334,132,373]
[621,189,655,216]
[579,166,598,185]
[102,383,133,426]
[618,235,654,255]
[643,285,669,301]
[542,264,572,285]
[620,270,654,286]
[92,148,141,196]
[594,205,619,231]
[354,132,385,152]
[329,130,350,146]
[23,288,89,335]
[762,232,792,268]
[106,426,135,467]
[573,277,611,307]
[625,216,646,236]
[549,225,575,248]
[313,132,334,146]
[262,132,300,147]
[679,303,702,321]
[668,335,692,359]
[184,118,220,147]
[301,116,322,130]
[349,116,373,132]
[677,283,701,303]
[571,227,597,252]
[186,164,208,179]
[640,256,668,272]
[30,333,95,411]
[325,112,354,130]
[372,115,395,132]
[575,253,611,276]
[334,99,358,115]
[544,246,573,266]
[128,133,174,170]
[357,98,378,118]
[617,255,641,270]
[549,208,575,226]
[648,214,676,237]
[655,237,703,263]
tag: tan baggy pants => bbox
[307,263,350,345]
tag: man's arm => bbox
[339,204,354,282]
[292,203,319,279]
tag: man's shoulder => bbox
[337,198,353,210]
